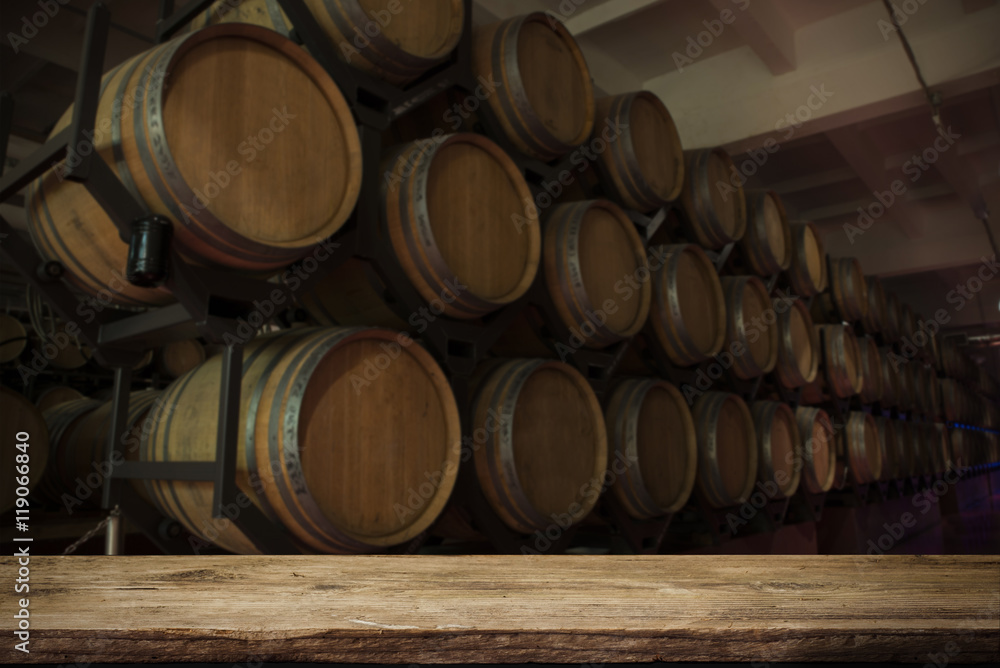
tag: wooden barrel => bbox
[142,328,461,554]
[40,391,161,510]
[901,304,917,346]
[473,358,606,534]
[786,222,827,297]
[895,360,913,412]
[0,314,27,363]
[775,297,819,389]
[27,24,361,308]
[828,257,868,322]
[720,275,779,380]
[646,244,726,366]
[1,387,50,513]
[932,423,952,474]
[794,407,836,494]
[750,401,801,498]
[692,392,757,508]
[949,428,971,469]
[923,367,941,419]
[679,148,746,249]
[907,363,927,416]
[895,420,916,477]
[307,132,541,326]
[740,190,791,276]
[34,385,86,413]
[858,335,883,404]
[474,13,594,161]
[879,347,899,408]
[914,424,938,475]
[885,292,903,343]
[605,379,697,518]
[593,91,684,212]
[843,412,881,484]
[940,378,967,423]
[37,398,102,503]
[539,200,649,347]
[190,0,464,85]
[862,276,887,334]
[875,417,899,481]
[817,324,863,398]
[157,339,207,378]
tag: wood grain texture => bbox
[3,555,997,664]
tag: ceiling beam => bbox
[825,126,930,239]
[706,0,796,75]
[653,4,1000,150]
[801,183,956,222]
[768,167,856,196]
[562,0,666,36]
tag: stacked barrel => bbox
[9,0,998,558]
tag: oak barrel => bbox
[40,391,161,510]
[895,420,916,478]
[786,222,827,297]
[540,200,650,348]
[692,392,757,508]
[27,24,362,308]
[858,335,883,404]
[876,416,899,481]
[828,257,868,322]
[35,385,86,413]
[157,339,207,378]
[0,314,26,363]
[304,133,540,325]
[794,406,836,494]
[862,276,887,335]
[817,324,863,398]
[885,291,903,343]
[879,347,899,408]
[775,297,819,389]
[594,91,684,211]
[741,190,791,276]
[679,148,746,249]
[605,379,697,518]
[721,275,778,380]
[474,13,594,161]
[36,398,102,503]
[750,401,801,498]
[190,0,464,85]
[843,411,881,484]
[141,328,461,553]
[646,244,726,366]
[472,358,606,534]
[1,387,50,513]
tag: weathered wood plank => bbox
[3,555,997,663]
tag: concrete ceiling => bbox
[2,0,1000,348]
